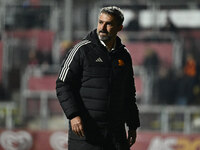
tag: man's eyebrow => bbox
[98,19,113,24]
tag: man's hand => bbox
[128,130,137,147]
[70,116,84,137]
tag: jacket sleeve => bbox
[125,53,140,130]
[56,44,84,120]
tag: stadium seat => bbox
[125,42,173,67]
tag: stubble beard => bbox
[98,32,112,42]
[99,35,110,41]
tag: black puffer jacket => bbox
[56,29,140,141]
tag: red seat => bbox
[125,42,173,67]
[28,75,57,91]
[180,30,200,38]
[6,29,54,51]
[26,98,63,116]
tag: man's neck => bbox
[104,39,115,51]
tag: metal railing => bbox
[18,66,200,133]
[0,102,16,129]
[2,98,200,134]
[138,105,200,134]
[20,66,59,129]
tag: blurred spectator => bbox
[27,49,53,74]
[143,48,160,74]
[37,50,52,66]
[192,63,200,105]
[28,50,38,66]
[193,83,200,105]
[0,82,7,100]
[155,68,176,104]
[8,67,20,94]
[174,70,190,105]
[124,11,140,31]
[183,53,196,77]
[143,48,160,104]
[28,49,53,67]
[175,53,197,105]
[59,41,73,63]
[161,15,178,33]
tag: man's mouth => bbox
[99,31,108,34]
[99,32,107,35]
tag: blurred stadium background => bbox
[0,0,200,149]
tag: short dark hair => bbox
[100,6,124,26]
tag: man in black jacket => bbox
[56,6,140,150]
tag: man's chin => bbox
[99,36,110,41]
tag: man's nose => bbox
[101,23,106,30]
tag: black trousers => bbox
[68,124,130,150]
[68,138,130,150]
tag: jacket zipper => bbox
[106,51,113,126]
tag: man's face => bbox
[97,13,123,42]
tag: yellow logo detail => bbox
[118,59,125,66]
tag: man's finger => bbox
[80,125,84,137]
[128,136,136,147]
[72,124,79,135]
[73,123,84,137]
[128,130,137,147]
[70,116,84,137]
[129,137,133,146]
[78,124,84,137]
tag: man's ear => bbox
[118,25,123,31]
